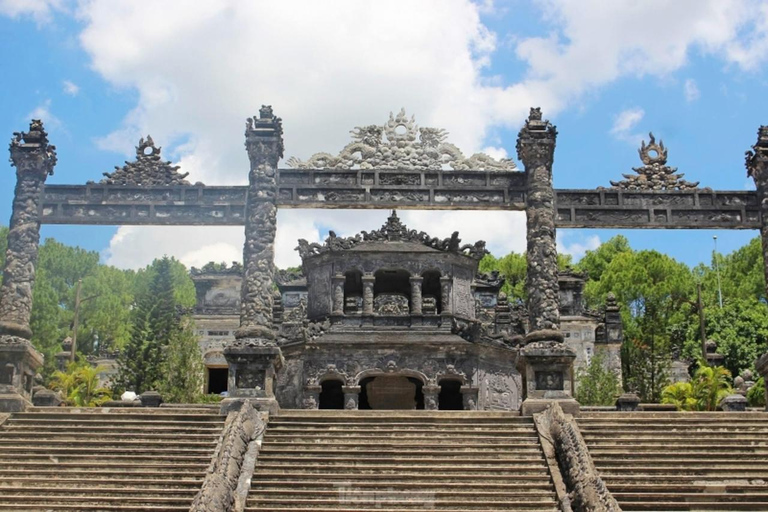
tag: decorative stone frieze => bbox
[99,136,195,186]
[286,108,517,171]
[611,133,699,191]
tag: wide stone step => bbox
[0,486,198,497]
[258,446,544,456]
[256,454,546,464]
[253,463,549,474]
[243,507,559,512]
[5,419,223,428]
[0,439,216,449]
[0,503,190,511]
[0,477,203,489]
[616,502,768,511]
[607,483,768,493]
[0,446,213,456]
[262,439,540,447]
[252,472,552,482]
[0,454,212,464]
[0,496,194,506]
[245,498,558,510]
[615,492,768,502]
[10,412,222,420]
[0,431,220,441]
[252,481,555,491]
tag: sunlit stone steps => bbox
[245,410,559,511]
[578,412,768,511]
[0,407,224,511]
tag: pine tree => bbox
[160,319,204,403]
[115,257,178,394]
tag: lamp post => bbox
[713,236,723,309]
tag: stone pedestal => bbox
[139,390,163,407]
[616,392,641,412]
[0,337,43,412]
[222,343,283,415]
[518,339,579,416]
[342,386,361,410]
[720,393,747,412]
[32,388,61,407]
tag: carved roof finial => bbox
[746,125,768,180]
[99,136,192,186]
[286,109,517,172]
[610,132,700,191]
[9,119,57,176]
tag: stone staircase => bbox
[245,410,560,511]
[579,412,768,511]
[0,406,225,511]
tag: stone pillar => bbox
[516,108,577,416]
[517,107,561,342]
[410,276,423,316]
[223,106,284,415]
[342,386,361,410]
[423,385,439,410]
[303,385,321,409]
[440,276,452,314]
[331,273,345,315]
[0,120,56,412]
[362,273,375,315]
[461,387,479,411]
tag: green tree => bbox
[575,352,621,406]
[660,364,732,411]
[748,376,766,407]
[578,235,632,307]
[159,319,204,403]
[478,251,573,303]
[116,257,180,394]
[592,249,694,401]
[50,361,112,407]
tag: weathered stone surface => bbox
[534,403,621,512]
[190,400,266,512]
[720,393,747,412]
[747,126,768,316]
[610,133,700,191]
[98,136,195,186]
[615,392,640,411]
[287,108,517,172]
[0,120,56,339]
[235,106,283,343]
[31,388,61,407]
[139,390,163,407]
[517,108,561,338]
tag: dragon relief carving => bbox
[296,210,488,260]
[610,133,700,191]
[286,108,517,172]
[99,136,198,186]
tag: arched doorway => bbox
[358,375,424,410]
[438,379,463,410]
[319,379,344,409]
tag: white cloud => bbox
[42,0,768,268]
[610,107,644,143]
[684,78,700,102]
[26,99,62,130]
[0,0,62,23]
[62,80,79,96]
[557,233,601,262]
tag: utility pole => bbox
[713,235,723,309]
[69,279,101,362]
[697,283,707,363]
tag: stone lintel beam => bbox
[0,120,57,340]
[235,106,283,342]
[517,108,562,341]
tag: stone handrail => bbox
[534,403,621,512]
[190,401,266,512]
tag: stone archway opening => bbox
[319,379,345,409]
[422,270,442,314]
[438,379,463,410]
[358,375,424,410]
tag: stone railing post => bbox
[439,276,452,314]
[331,273,345,315]
[362,273,375,315]
[0,120,55,412]
[410,276,423,315]
[747,126,768,407]
[516,108,577,416]
[223,106,284,415]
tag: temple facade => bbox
[191,212,621,408]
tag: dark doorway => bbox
[319,380,344,409]
[422,270,442,313]
[358,376,424,410]
[438,379,463,410]
[207,368,228,394]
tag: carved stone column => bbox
[439,276,452,314]
[0,121,55,412]
[423,385,439,410]
[461,387,479,411]
[303,385,321,409]
[517,107,562,343]
[516,108,577,416]
[362,273,375,315]
[747,126,768,409]
[342,386,361,410]
[223,106,284,415]
[410,276,423,315]
[331,273,345,315]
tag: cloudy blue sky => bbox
[1,0,768,270]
